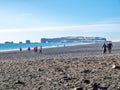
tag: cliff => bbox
[41,36,106,43]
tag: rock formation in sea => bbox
[41,36,106,43]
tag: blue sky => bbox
[0,0,120,43]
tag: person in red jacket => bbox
[34,46,38,52]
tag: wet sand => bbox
[0,43,120,90]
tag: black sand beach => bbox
[0,43,120,90]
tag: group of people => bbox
[102,41,113,53]
[19,46,42,54]
[19,42,113,54]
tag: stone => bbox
[70,87,83,90]
[84,80,90,84]
[112,64,120,69]
[14,80,25,86]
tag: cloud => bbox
[0,24,120,33]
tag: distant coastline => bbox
[0,36,107,52]
[0,42,92,52]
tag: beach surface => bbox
[0,42,120,90]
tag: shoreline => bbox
[0,42,120,60]
[0,42,93,53]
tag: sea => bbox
[0,42,91,52]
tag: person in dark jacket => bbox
[39,46,42,54]
[28,47,30,52]
[102,43,107,53]
[107,41,113,53]
[20,48,22,52]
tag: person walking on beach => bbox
[20,48,22,52]
[107,41,113,53]
[102,43,107,53]
[28,47,30,52]
[39,46,42,54]
[34,46,38,52]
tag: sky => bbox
[0,0,120,43]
